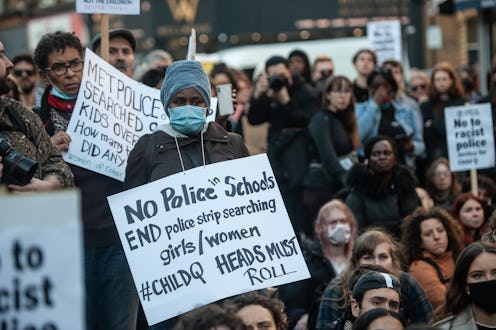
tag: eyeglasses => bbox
[44,59,84,76]
[13,69,36,77]
[411,84,427,92]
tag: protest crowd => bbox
[2,25,496,330]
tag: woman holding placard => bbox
[124,60,249,189]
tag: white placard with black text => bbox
[367,20,402,65]
[108,154,311,325]
[76,0,140,15]
[0,191,84,330]
[445,103,495,172]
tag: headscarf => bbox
[160,60,211,116]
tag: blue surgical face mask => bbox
[50,85,77,100]
[168,105,207,135]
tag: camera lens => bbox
[0,137,39,185]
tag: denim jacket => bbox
[356,97,425,158]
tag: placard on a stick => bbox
[76,0,140,15]
[445,103,495,172]
[108,154,311,325]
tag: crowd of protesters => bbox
[1,27,496,330]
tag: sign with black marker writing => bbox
[367,20,402,65]
[76,0,140,14]
[0,191,84,329]
[64,49,167,181]
[445,103,495,172]
[107,154,311,325]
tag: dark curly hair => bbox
[366,66,399,93]
[401,207,465,267]
[223,291,287,330]
[33,31,83,71]
[352,308,405,330]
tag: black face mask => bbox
[469,279,496,313]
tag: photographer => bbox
[356,67,424,167]
[0,41,73,191]
[248,55,319,238]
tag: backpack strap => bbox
[422,258,450,284]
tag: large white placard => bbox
[76,0,140,14]
[64,49,167,181]
[0,191,84,330]
[367,20,402,65]
[445,103,495,172]
[108,154,311,325]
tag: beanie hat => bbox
[352,271,401,299]
[160,60,211,116]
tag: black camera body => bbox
[0,137,38,185]
[268,75,288,92]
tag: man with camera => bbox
[0,41,73,191]
[248,55,319,238]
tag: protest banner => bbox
[108,154,311,325]
[445,103,495,172]
[367,20,402,65]
[0,190,84,330]
[76,0,140,15]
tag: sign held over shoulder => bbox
[107,154,311,325]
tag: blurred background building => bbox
[0,0,494,90]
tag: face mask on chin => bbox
[168,105,207,135]
[469,279,496,314]
[327,223,351,246]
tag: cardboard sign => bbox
[76,0,140,15]
[445,103,495,172]
[108,154,311,325]
[0,191,84,330]
[367,20,402,65]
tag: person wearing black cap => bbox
[91,28,136,78]
[350,271,401,319]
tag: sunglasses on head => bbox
[13,69,36,77]
[411,84,426,92]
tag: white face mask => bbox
[327,223,351,245]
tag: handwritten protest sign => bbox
[108,154,310,325]
[64,49,219,181]
[445,103,495,172]
[0,191,84,330]
[367,20,402,65]
[76,0,140,14]
[64,49,167,181]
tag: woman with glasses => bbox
[303,76,361,221]
[407,71,430,105]
[431,241,496,329]
[356,67,424,166]
[420,62,465,168]
[345,135,421,237]
[424,157,462,211]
